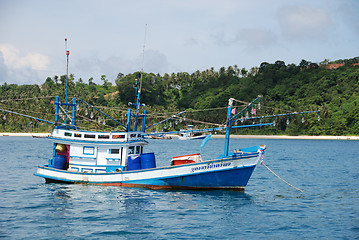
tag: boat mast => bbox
[224,98,234,157]
[65,38,70,124]
[133,24,147,131]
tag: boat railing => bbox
[51,128,144,142]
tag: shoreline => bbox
[210,134,359,140]
[1,132,358,140]
[0,133,51,137]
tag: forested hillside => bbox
[1,57,358,135]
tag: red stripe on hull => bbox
[46,178,246,191]
[95,182,245,191]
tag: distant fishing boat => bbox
[32,134,50,138]
[178,125,208,140]
[178,131,207,140]
[148,134,172,140]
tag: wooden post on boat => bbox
[224,98,234,157]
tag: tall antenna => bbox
[65,38,70,123]
[136,24,147,114]
[139,24,147,101]
[132,24,148,131]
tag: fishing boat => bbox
[148,133,172,140]
[32,90,319,190]
[33,95,268,190]
[178,125,208,140]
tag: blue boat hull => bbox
[163,166,256,188]
[35,161,258,191]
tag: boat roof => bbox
[50,128,146,144]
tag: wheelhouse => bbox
[48,128,148,173]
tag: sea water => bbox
[0,136,358,239]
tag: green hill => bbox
[1,57,358,135]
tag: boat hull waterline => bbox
[35,153,261,191]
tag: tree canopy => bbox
[0,57,358,135]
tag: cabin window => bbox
[98,135,110,139]
[84,134,96,139]
[109,148,122,155]
[83,146,95,155]
[130,134,136,138]
[112,135,125,139]
[64,132,72,137]
[128,146,142,154]
[129,146,135,154]
[135,146,142,154]
[74,133,82,138]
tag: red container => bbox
[171,159,195,166]
[171,153,201,166]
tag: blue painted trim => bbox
[36,165,121,175]
[70,155,96,159]
[142,110,147,132]
[224,100,232,157]
[126,109,131,132]
[83,146,95,155]
[54,96,59,126]
[69,163,119,167]
[48,136,146,145]
[72,97,76,127]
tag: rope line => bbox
[262,162,303,192]
[0,96,55,102]
[232,98,250,104]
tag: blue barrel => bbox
[53,155,67,170]
[127,155,141,171]
[140,152,156,169]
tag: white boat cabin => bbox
[49,128,148,173]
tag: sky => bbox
[0,0,358,85]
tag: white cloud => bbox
[0,44,50,84]
[0,44,50,70]
[278,5,331,40]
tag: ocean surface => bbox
[0,136,358,239]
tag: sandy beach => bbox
[0,133,51,137]
[1,132,358,140]
[211,134,359,140]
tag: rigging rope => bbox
[232,97,293,113]
[262,162,303,192]
[180,117,223,127]
[0,106,54,116]
[231,98,250,104]
[0,96,55,102]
